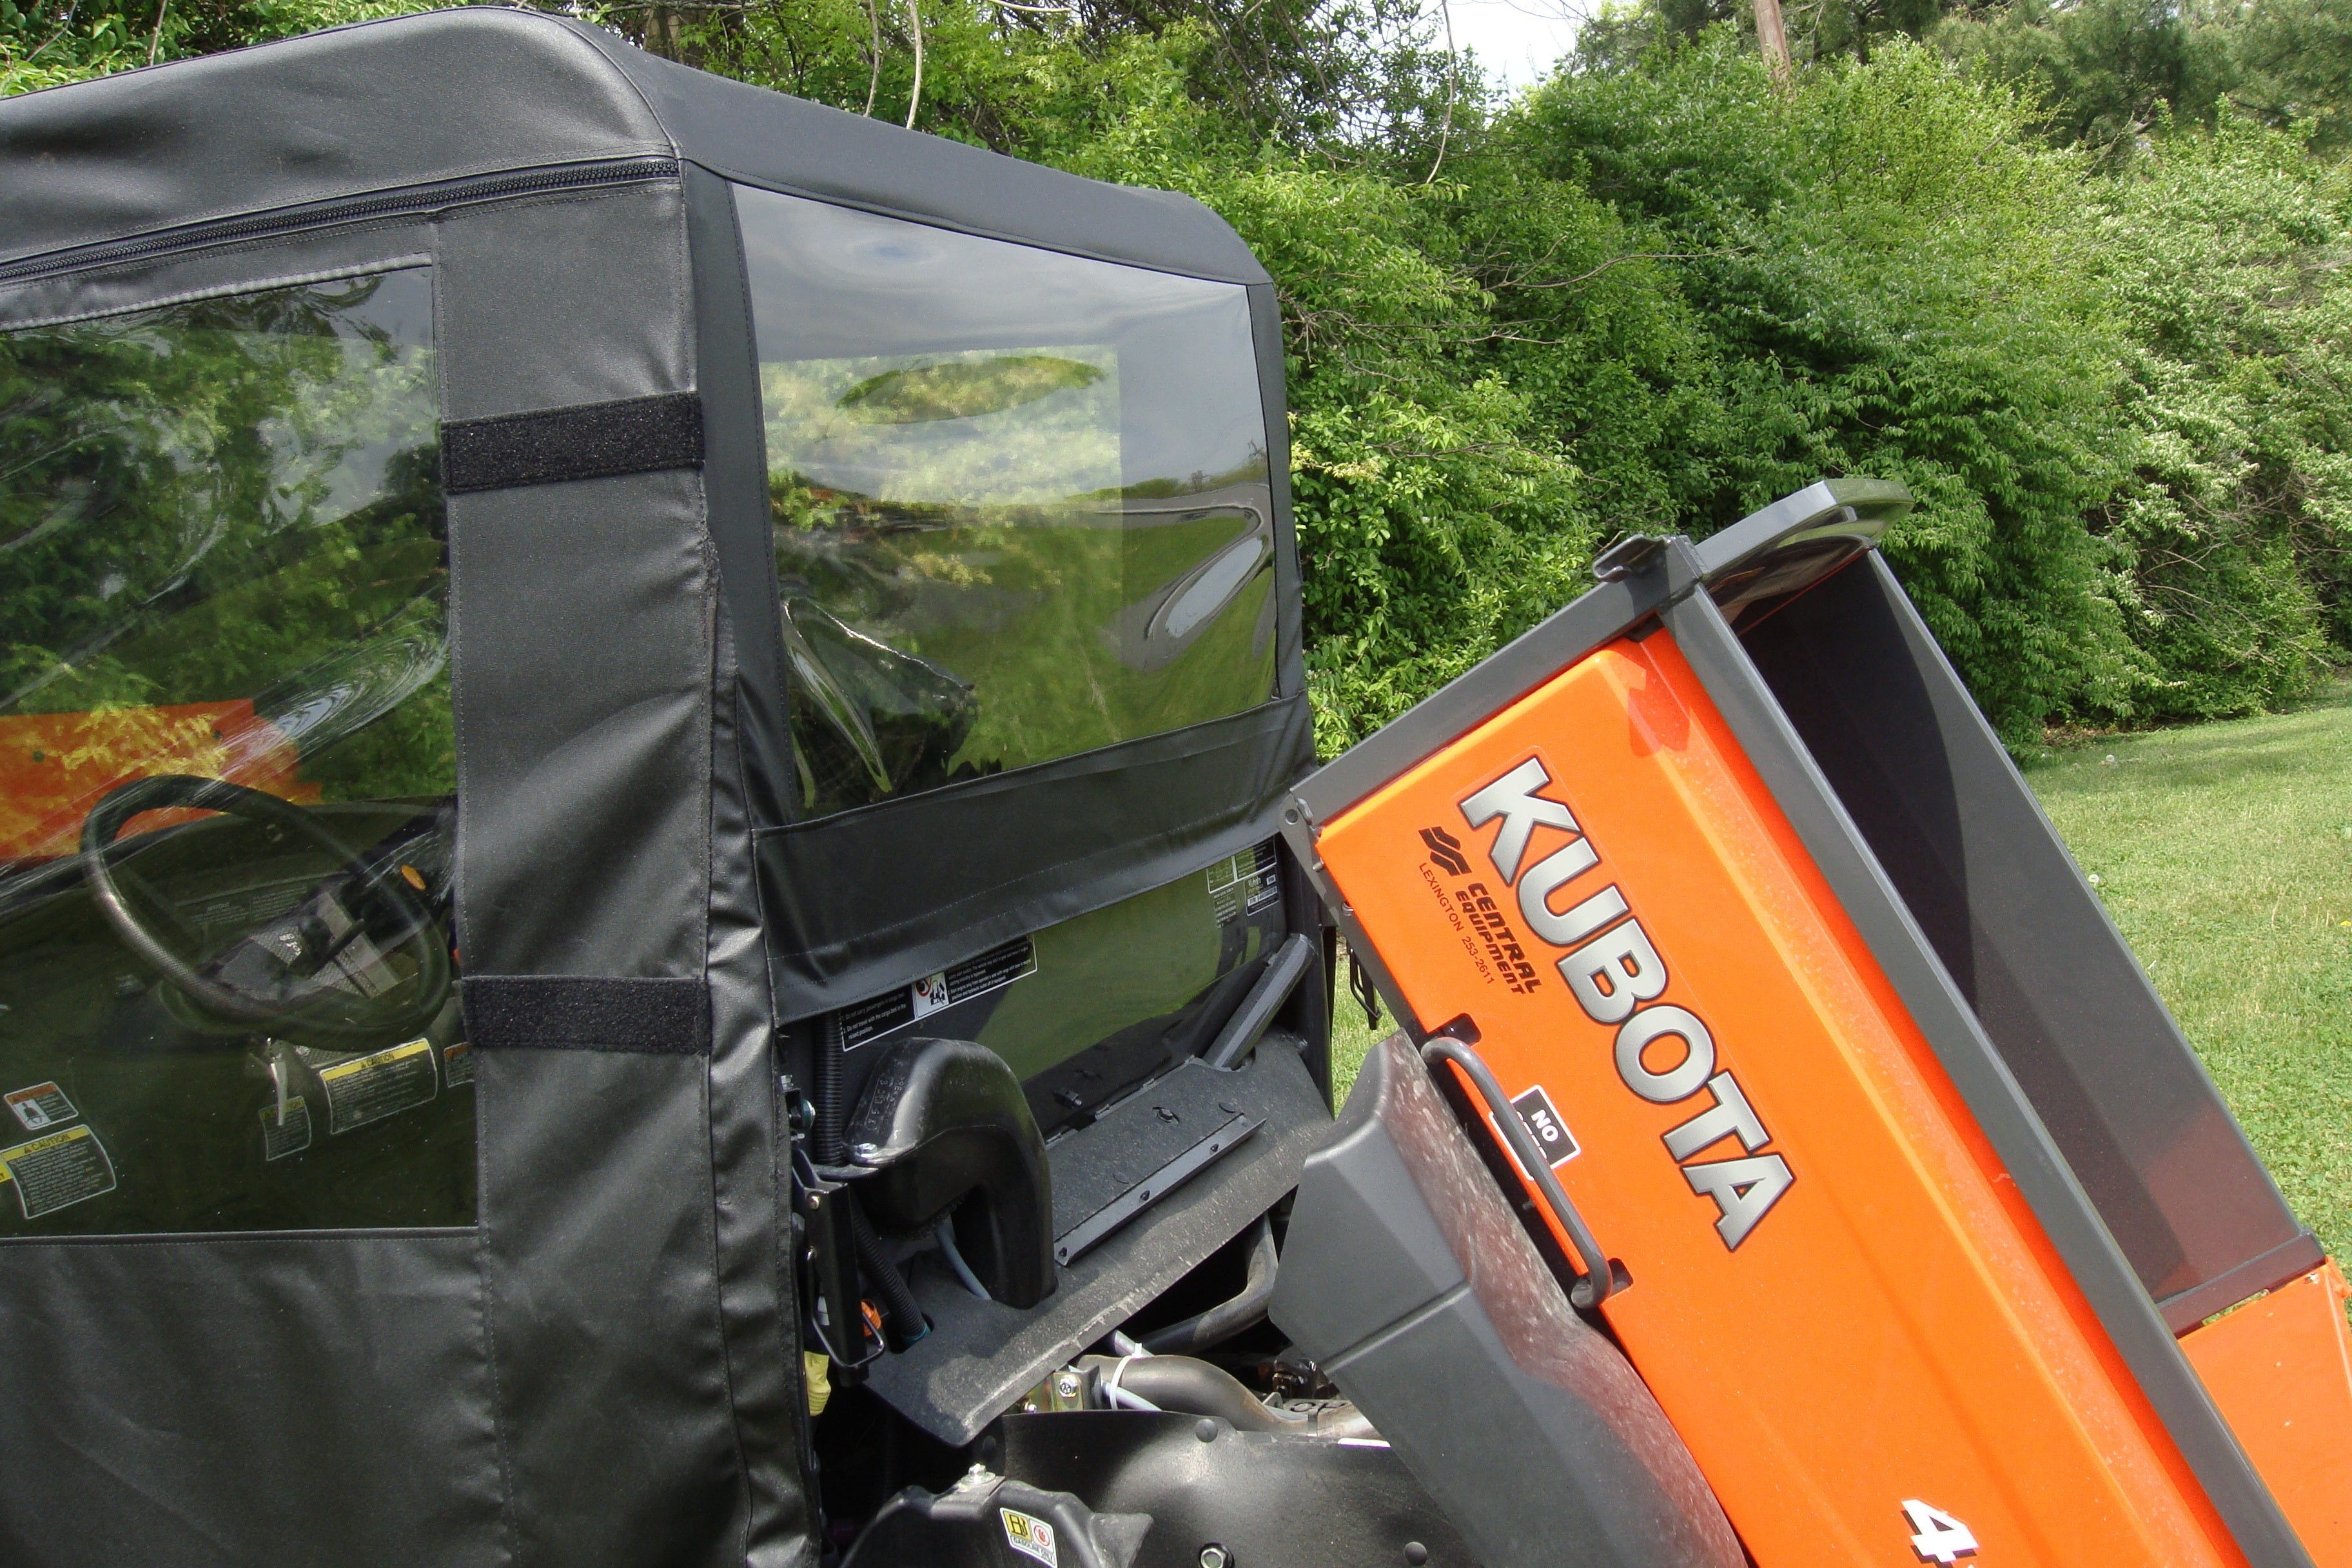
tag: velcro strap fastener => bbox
[442,391,704,494]
[463,975,710,1054]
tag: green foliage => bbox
[0,275,452,799]
[0,0,440,92]
[2085,111,2352,719]
[15,0,2352,754]
[1937,0,2226,159]
[1522,39,2139,740]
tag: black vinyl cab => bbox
[0,17,1760,1568]
[0,12,1326,1562]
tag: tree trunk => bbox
[1752,0,1791,80]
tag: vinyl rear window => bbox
[735,185,1277,819]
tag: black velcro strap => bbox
[464,975,710,1055]
[442,391,704,494]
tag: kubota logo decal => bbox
[1456,755,1794,1250]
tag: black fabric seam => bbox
[703,564,758,1568]
[0,1225,476,1248]
[760,718,1302,917]
[756,691,1306,843]
[0,251,436,331]
[0,159,679,287]
[477,1211,524,1568]
[716,169,792,830]
[772,789,1296,1022]
[1,184,673,335]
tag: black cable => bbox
[848,1199,927,1349]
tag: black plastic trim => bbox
[2158,1230,2329,1333]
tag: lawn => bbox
[1329,681,2352,1266]
[2028,684,2352,1266]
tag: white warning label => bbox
[1000,1508,1058,1567]
[5,1081,76,1132]
[0,1124,117,1219]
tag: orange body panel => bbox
[1317,632,2246,1568]
[0,701,316,862]
[2182,1264,2352,1563]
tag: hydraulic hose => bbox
[1076,1354,1373,1439]
[1139,1216,1277,1355]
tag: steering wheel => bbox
[80,774,452,1043]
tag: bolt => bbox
[1403,1544,1429,1566]
[1199,1547,1231,1568]
[1193,1418,1219,1443]
[1054,1371,1082,1400]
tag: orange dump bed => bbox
[1316,628,2251,1567]
[2183,1263,2352,1565]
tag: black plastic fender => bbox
[1269,1032,1743,1568]
[848,1036,1057,1308]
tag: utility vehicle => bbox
[0,14,2342,1568]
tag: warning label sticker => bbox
[1000,1507,1058,1567]
[1208,840,1282,923]
[5,1081,77,1132]
[260,1096,313,1161]
[0,1124,117,1219]
[315,1039,436,1135]
[839,937,1037,1049]
[441,1041,474,1087]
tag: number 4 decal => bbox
[1903,1500,1979,1564]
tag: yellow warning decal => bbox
[5,1124,93,1160]
[315,1037,437,1135]
[1,1122,117,1217]
[318,1039,432,1084]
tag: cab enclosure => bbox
[17,14,2242,1568]
[0,13,1701,1568]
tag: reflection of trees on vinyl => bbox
[0,271,450,810]
[764,349,1275,816]
[837,355,1104,425]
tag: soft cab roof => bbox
[0,6,1268,286]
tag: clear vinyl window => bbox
[0,269,470,1235]
[735,186,1278,819]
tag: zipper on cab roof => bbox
[0,154,682,287]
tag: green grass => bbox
[2027,683,2352,1266]
[1329,683,2352,1266]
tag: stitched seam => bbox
[0,1225,471,1248]
[0,253,436,331]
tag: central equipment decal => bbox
[1420,823,1545,995]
